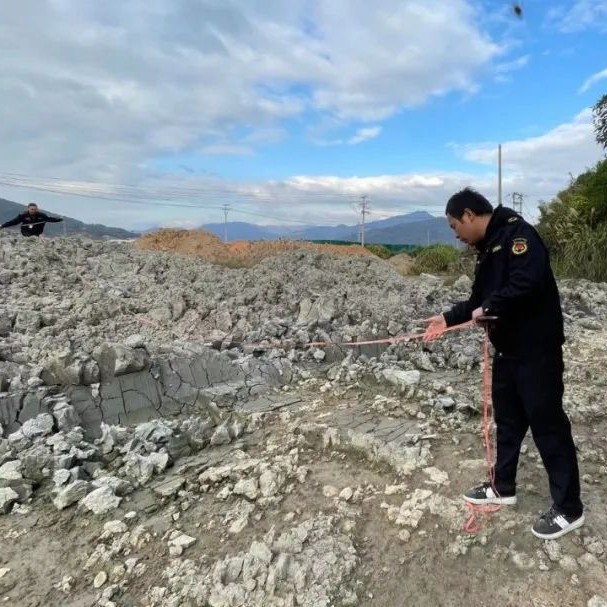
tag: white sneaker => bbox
[531,507,585,540]
[463,482,517,506]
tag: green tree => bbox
[593,94,607,151]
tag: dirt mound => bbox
[136,228,374,267]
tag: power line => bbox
[0,170,417,229]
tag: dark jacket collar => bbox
[476,205,522,251]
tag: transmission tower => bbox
[511,192,524,216]
[359,196,369,246]
[222,204,230,242]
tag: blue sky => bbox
[0,0,605,230]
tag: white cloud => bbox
[198,145,255,157]
[1,109,602,229]
[347,126,382,145]
[455,109,604,216]
[0,0,502,181]
[547,1,607,33]
[579,68,607,94]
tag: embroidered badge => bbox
[512,238,528,255]
[508,216,519,223]
[491,244,502,253]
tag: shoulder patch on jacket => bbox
[508,216,519,223]
[512,238,528,255]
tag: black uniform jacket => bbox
[1,212,62,236]
[443,205,564,357]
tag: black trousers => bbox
[491,347,583,518]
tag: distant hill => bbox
[0,198,138,240]
[200,221,282,241]
[201,210,456,245]
[349,217,457,245]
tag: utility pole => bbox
[511,192,524,216]
[498,143,503,206]
[222,204,230,243]
[359,196,369,247]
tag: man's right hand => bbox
[422,314,447,342]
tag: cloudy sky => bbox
[0,0,605,231]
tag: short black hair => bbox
[445,188,493,219]
[27,202,38,207]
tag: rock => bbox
[210,423,231,446]
[398,529,411,542]
[323,485,339,498]
[168,532,196,551]
[228,516,249,534]
[382,369,421,390]
[422,467,449,486]
[53,403,81,432]
[92,476,133,497]
[21,414,54,438]
[452,275,473,291]
[124,335,146,349]
[419,273,442,285]
[134,420,173,444]
[0,460,22,481]
[0,487,19,514]
[40,352,84,385]
[151,476,185,498]
[339,487,354,502]
[53,480,90,510]
[233,478,259,501]
[385,484,407,495]
[436,397,455,411]
[92,343,149,381]
[249,541,272,565]
[259,470,279,497]
[81,486,122,515]
[93,571,108,589]
[20,446,53,482]
[103,520,128,535]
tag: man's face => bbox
[447,210,480,245]
[27,204,38,215]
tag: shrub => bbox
[364,244,392,259]
[411,244,460,274]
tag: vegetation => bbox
[534,93,607,282]
[363,244,392,259]
[593,94,607,151]
[410,244,460,274]
[537,158,607,281]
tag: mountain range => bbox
[201,210,456,245]
[0,196,456,245]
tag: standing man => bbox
[424,187,584,540]
[0,202,63,237]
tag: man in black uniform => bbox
[424,187,584,540]
[0,202,63,237]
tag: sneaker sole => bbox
[531,514,585,540]
[463,494,517,506]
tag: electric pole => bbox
[511,192,524,216]
[498,143,503,206]
[359,196,369,247]
[222,204,230,242]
